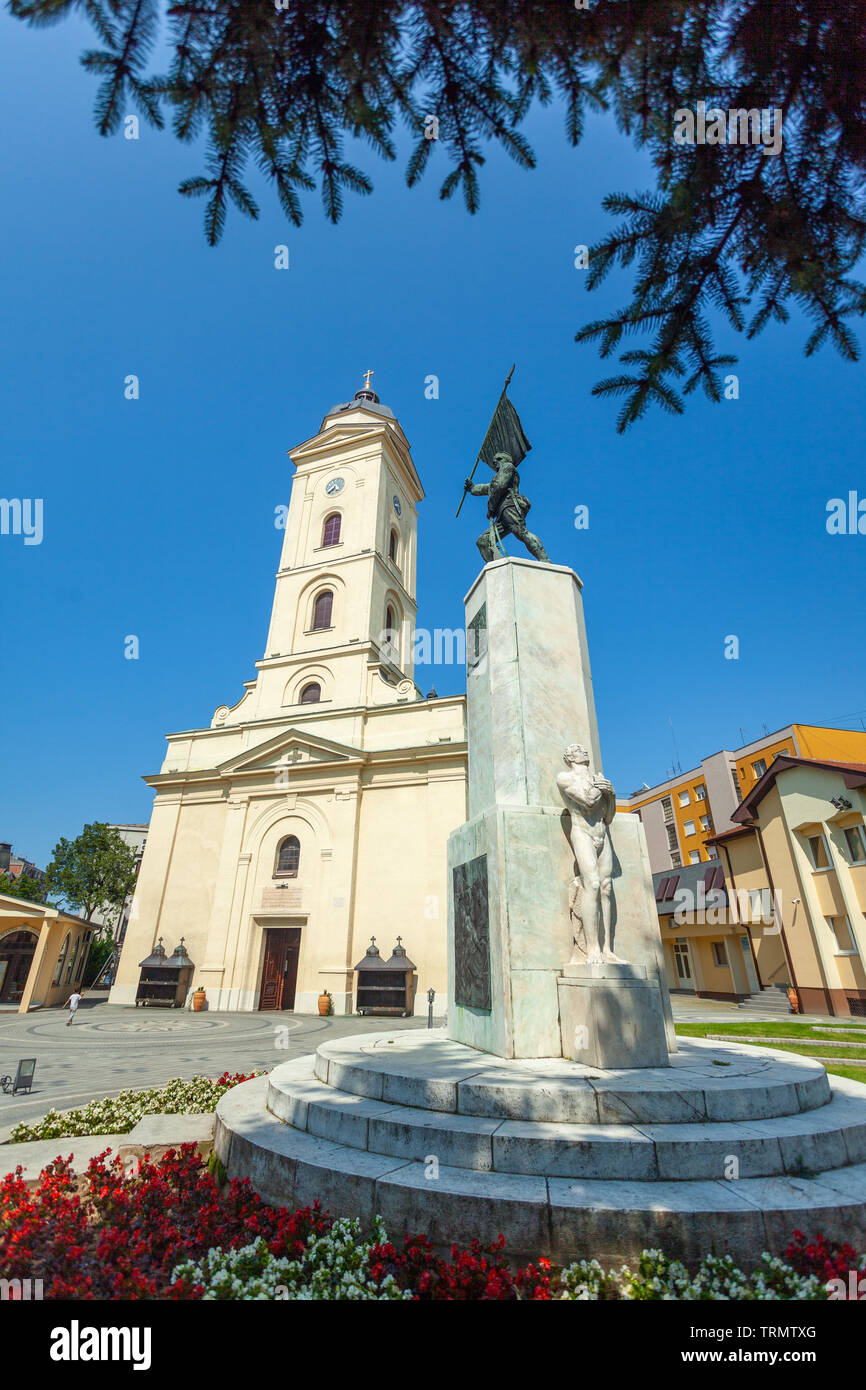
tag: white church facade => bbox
[109,384,468,1013]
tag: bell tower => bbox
[220,380,425,726]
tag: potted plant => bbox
[317,989,333,1017]
[192,984,207,1013]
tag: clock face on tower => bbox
[325,477,345,496]
[392,495,402,516]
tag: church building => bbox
[109,383,468,1013]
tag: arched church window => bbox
[0,929,38,1005]
[275,835,300,878]
[322,513,341,547]
[384,605,399,663]
[300,682,321,704]
[389,528,399,563]
[312,590,333,630]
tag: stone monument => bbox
[214,381,866,1266]
[446,555,674,1065]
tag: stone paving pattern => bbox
[0,991,846,1144]
[0,994,427,1142]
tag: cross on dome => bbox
[353,368,380,405]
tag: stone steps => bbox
[736,990,793,1016]
[216,1073,866,1266]
[265,1056,866,1182]
[312,1031,831,1124]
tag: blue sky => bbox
[2,10,864,869]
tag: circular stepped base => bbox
[215,1030,866,1265]
[313,1029,831,1124]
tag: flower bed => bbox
[1,1146,863,1300]
[8,1072,257,1143]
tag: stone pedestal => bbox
[558,963,670,1069]
[446,557,673,1061]
[463,557,601,819]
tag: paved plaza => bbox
[0,992,844,1143]
[0,995,429,1141]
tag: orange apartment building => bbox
[621,724,866,875]
[648,749,866,1018]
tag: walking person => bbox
[65,988,84,1025]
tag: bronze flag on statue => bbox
[478,390,532,468]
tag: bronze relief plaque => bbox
[453,853,491,1010]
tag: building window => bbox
[695,784,707,801]
[300,682,321,704]
[665,823,678,852]
[661,796,674,823]
[52,932,70,986]
[389,529,399,564]
[827,915,858,954]
[683,820,696,837]
[382,604,400,663]
[807,833,830,870]
[731,769,742,801]
[844,825,866,864]
[65,935,80,984]
[656,874,680,902]
[748,889,765,922]
[322,513,341,547]
[74,931,92,984]
[752,758,767,779]
[712,941,727,967]
[670,852,682,867]
[678,790,690,808]
[700,815,711,832]
[673,942,692,981]
[689,850,701,865]
[705,844,718,859]
[275,836,300,878]
[312,591,333,630]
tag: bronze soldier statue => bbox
[463,451,549,564]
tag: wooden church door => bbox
[258,927,301,1010]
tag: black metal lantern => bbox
[135,936,195,1008]
[354,936,417,1017]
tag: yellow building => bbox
[654,754,866,1018]
[110,384,468,1014]
[622,724,866,873]
[0,893,95,1012]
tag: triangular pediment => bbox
[289,414,421,499]
[216,727,364,776]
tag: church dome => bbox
[325,380,395,422]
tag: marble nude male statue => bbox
[558,742,626,965]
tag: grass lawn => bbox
[676,1021,866,1040]
[674,1020,866,1083]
